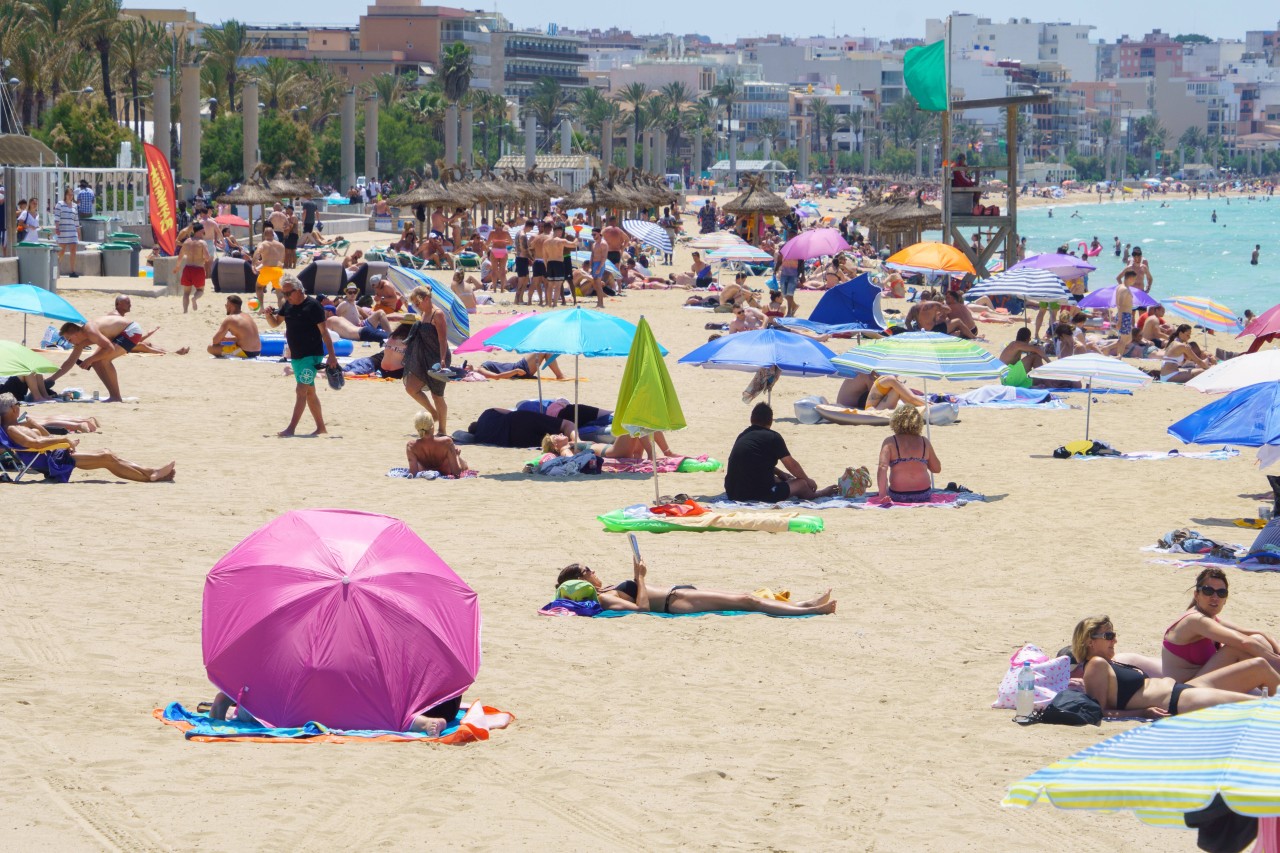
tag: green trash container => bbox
[108,231,140,244]
[102,243,133,277]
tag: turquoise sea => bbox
[1010,196,1279,314]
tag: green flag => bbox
[904,39,948,111]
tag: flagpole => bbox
[941,15,953,253]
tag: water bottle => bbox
[1016,661,1036,718]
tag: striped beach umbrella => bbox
[831,332,1007,382]
[1004,697,1280,829]
[1163,295,1242,333]
[622,219,672,253]
[965,268,1071,305]
[386,266,470,346]
[1030,353,1151,439]
[687,232,746,250]
[884,241,975,276]
[706,245,774,263]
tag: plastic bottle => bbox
[1016,661,1036,718]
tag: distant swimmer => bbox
[1070,210,1081,219]
[1253,245,1261,266]
[1048,206,1054,218]
[1212,210,1218,223]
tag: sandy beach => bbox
[3,198,1271,851]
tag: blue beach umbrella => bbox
[679,328,835,405]
[0,284,86,345]
[1169,381,1280,448]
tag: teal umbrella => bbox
[0,284,86,345]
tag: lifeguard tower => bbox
[939,94,1050,277]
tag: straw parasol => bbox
[216,175,279,249]
[722,174,791,217]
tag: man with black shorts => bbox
[514,218,534,304]
[264,276,338,436]
[540,223,578,307]
[301,197,318,237]
[724,403,835,502]
[600,216,628,267]
[529,220,552,306]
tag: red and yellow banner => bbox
[142,142,177,256]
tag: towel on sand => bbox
[154,702,512,744]
[601,454,715,474]
[386,467,478,479]
[1073,449,1238,462]
[955,385,1070,409]
[704,491,987,510]
[599,507,823,534]
[538,599,813,618]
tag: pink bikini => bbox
[1163,612,1220,666]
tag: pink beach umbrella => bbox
[779,227,850,261]
[202,509,481,731]
[454,312,538,354]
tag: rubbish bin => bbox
[108,231,139,245]
[81,217,107,242]
[102,243,133,277]
[16,242,57,290]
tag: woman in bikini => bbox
[874,405,941,504]
[555,557,836,616]
[540,430,677,461]
[1160,324,1212,382]
[835,372,925,410]
[487,219,511,278]
[1072,615,1274,719]
[1162,567,1280,683]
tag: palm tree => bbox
[615,81,650,164]
[1147,121,1168,174]
[31,0,84,103]
[441,42,473,105]
[573,85,609,149]
[1179,125,1207,165]
[755,116,784,157]
[658,81,692,167]
[254,57,299,111]
[525,76,572,149]
[76,0,122,119]
[113,16,165,137]
[408,87,447,146]
[202,20,258,112]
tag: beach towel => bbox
[154,701,512,744]
[598,508,824,534]
[600,455,721,474]
[703,491,987,511]
[537,450,603,476]
[1073,448,1238,462]
[1051,387,1133,395]
[538,599,814,618]
[955,385,1070,409]
[386,467,479,480]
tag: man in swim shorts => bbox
[264,276,337,435]
[1114,269,1135,355]
[208,295,263,358]
[513,218,534,304]
[177,225,212,314]
[253,225,286,314]
[600,216,628,266]
[529,220,552,306]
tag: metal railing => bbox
[9,166,149,229]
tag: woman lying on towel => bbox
[1161,567,1280,684]
[541,430,677,462]
[1071,614,1278,719]
[0,393,175,482]
[209,689,464,736]
[874,405,941,504]
[556,557,836,616]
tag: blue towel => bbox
[160,702,463,739]
[538,599,812,618]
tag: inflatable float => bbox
[816,402,959,426]
[230,334,355,358]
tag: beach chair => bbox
[0,428,73,483]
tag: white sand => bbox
[2,202,1267,850]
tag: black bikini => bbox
[1110,660,1189,715]
[611,580,696,614]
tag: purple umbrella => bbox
[1077,285,1160,310]
[780,227,850,261]
[1011,253,1096,282]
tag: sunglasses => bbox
[1198,585,1229,599]
[1091,631,1118,641]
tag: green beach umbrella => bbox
[0,340,57,375]
[613,316,684,503]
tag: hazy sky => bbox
[133,0,1280,43]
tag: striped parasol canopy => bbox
[622,219,672,253]
[831,332,1007,382]
[884,242,976,276]
[1162,295,1242,333]
[1004,696,1280,828]
[687,232,746,250]
[385,267,470,346]
[706,245,774,263]
[965,268,1071,304]
[1030,353,1152,439]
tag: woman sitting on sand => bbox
[874,405,941,504]
[0,392,175,482]
[1160,324,1213,382]
[555,556,836,616]
[406,411,468,477]
[541,430,677,461]
[1162,567,1280,683]
[1071,614,1278,719]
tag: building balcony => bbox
[441,28,491,45]
[505,67,588,86]
[503,43,587,63]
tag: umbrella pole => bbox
[574,354,580,436]
[925,377,934,489]
[650,433,659,504]
[22,313,27,347]
[1085,376,1094,440]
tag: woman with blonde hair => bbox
[405,409,468,476]
[1071,615,1276,719]
[874,405,941,504]
[401,286,451,435]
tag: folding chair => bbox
[0,432,73,483]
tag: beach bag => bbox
[838,466,872,498]
[793,395,828,425]
[1031,690,1103,727]
[992,644,1071,711]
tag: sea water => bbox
[1015,196,1279,314]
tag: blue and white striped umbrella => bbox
[1030,353,1151,439]
[831,332,1007,382]
[965,268,1071,304]
[386,266,470,346]
[622,219,672,253]
[1005,696,1280,828]
[707,245,774,263]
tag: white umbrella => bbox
[1188,350,1280,394]
[1030,353,1152,439]
[622,219,672,253]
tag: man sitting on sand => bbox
[724,403,837,502]
[942,290,978,339]
[335,283,391,333]
[999,327,1048,371]
[208,295,263,358]
[48,320,128,402]
[406,410,469,477]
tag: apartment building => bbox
[925,15,1097,83]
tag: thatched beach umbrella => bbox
[216,178,279,249]
[722,175,792,218]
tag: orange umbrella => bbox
[885,242,976,276]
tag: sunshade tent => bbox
[1188,351,1280,394]
[622,220,672,253]
[687,232,746,250]
[707,245,774,263]
[1004,696,1280,831]
[613,316,686,502]
[0,340,57,375]
[774,274,886,337]
[779,228,849,261]
[1010,253,1096,281]
[1077,285,1160,310]
[1169,381,1280,468]
[202,509,481,731]
[0,284,87,345]
[1030,353,1152,439]
[386,266,470,346]
[884,241,975,276]
[679,328,836,405]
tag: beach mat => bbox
[154,702,512,744]
[386,468,479,479]
[702,491,987,511]
[1071,449,1238,462]
[538,600,814,618]
[598,508,823,534]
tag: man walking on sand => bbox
[253,225,286,313]
[264,276,338,436]
[177,224,212,313]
